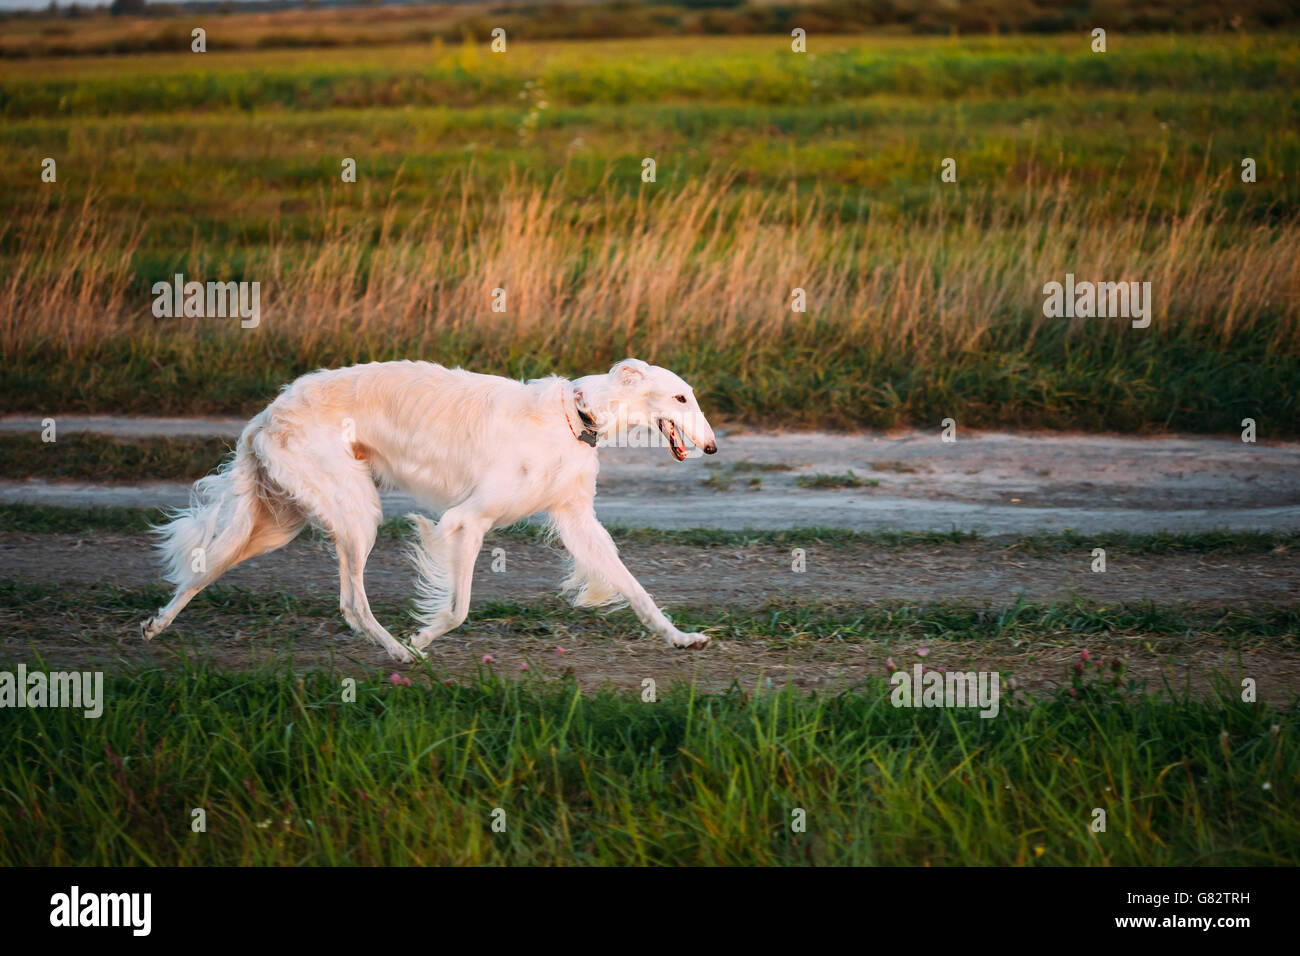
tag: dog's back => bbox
[258,360,550,507]
[266,360,515,446]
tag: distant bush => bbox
[680,0,745,9]
[4,0,1297,59]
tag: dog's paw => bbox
[411,629,444,652]
[411,616,453,651]
[670,631,711,650]
[387,642,426,664]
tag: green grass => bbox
[5,35,1298,123]
[0,433,234,482]
[869,460,920,474]
[730,460,795,473]
[699,467,734,492]
[702,459,795,489]
[5,35,1296,229]
[796,471,878,489]
[0,662,1294,865]
[7,317,1296,434]
[1010,529,1300,556]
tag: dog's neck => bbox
[563,383,599,447]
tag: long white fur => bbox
[142,358,719,662]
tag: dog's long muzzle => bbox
[656,418,689,461]
[656,419,717,460]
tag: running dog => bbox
[142,359,718,661]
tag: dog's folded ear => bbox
[610,358,648,385]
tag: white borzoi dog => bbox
[141,358,718,662]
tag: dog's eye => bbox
[674,395,687,403]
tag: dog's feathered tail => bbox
[151,414,268,590]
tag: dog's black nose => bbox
[703,441,717,455]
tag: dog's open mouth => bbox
[657,418,690,461]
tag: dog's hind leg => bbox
[409,505,490,651]
[143,478,305,641]
[321,484,419,663]
[260,434,418,663]
[334,523,420,663]
[550,505,709,649]
[142,585,204,642]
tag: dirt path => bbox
[4,531,1299,607]
[5,538,1294,702]
[4,419,1297,700]
[4,530,1299,703]
[8,600,1297,705]
[3,418,1298,534]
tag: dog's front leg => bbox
[552,506,709,649]
[408,507,490,651]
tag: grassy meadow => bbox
[1,660,1294,865]
[2,30,1298,431]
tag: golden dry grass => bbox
[4,172,1296,359]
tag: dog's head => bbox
[584,358,717,461]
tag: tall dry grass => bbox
[4,174,1296,356]
[2,171,1296,429]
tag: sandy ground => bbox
[2,418,1299,534]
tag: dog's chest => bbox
[502,450,598,512]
